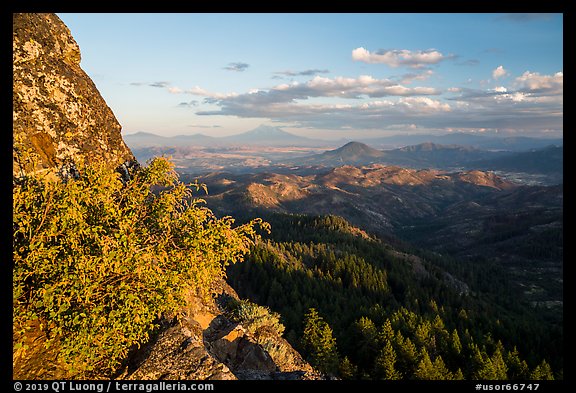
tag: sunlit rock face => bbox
[13,13,136,176]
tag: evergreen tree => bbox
[374,340,402,380]
[471,344,497,380]
[432,355,455,380]
[414,348,438,380]
[379,319,395,343]
[339,356,358,380]
[226,212,559,381]
[530,360,554,380]
[415,348,460,380]
[477,360,497,380]
[395,334,419,377]
[451,329,462,355]
[454,368,465,380]
[491,346,508,380]
[354,316,379,370]
[301,308,339,375]
[506,347,530,380]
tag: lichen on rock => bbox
[13,13,136,176]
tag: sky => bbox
[57,13,563,140]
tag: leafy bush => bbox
[226,298,285,337]
[13,155,267,377]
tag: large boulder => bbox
[13,13,136,176]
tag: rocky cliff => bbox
[12,13,317,380]
[13,13,136,176]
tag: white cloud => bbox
[171,75,439,110]
[284,75,439,98]
[514,71,563,93]
[352,47,446,68]
[492,65,508,79]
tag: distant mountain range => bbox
[124,125,329,148]
[360,132,563,152]
[296,141,505,168]
[124,127,562,181]
[124,125,562,151]
[295,141,563,178]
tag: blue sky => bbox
[57,13,563,139]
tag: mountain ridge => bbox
[297,141,507,169]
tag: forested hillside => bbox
[227,214,562,379]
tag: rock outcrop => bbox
[13,13,136,176]
[123,282,320,380]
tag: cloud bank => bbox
[163,51,561,134]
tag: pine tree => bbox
[318,323,339,374]
[530,360,554,380]
[506,347,530,380]
[432,355,454,380]
[470,344,497,380]
[414,348,459,380]
[339,356,358,380]
[396,335,419,377]
[491,346,508,380]
[414,321,432,350]
[450,329,462,355]
[453,368,465,380]
[354,316,379,370]
[414,348,437,380]
[301,308,339,375]
[379,319,395,343]
[374,340,402,380]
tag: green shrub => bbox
[226,298,285,337]
[13,155,267,377]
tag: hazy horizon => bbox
[120,124,565,141]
